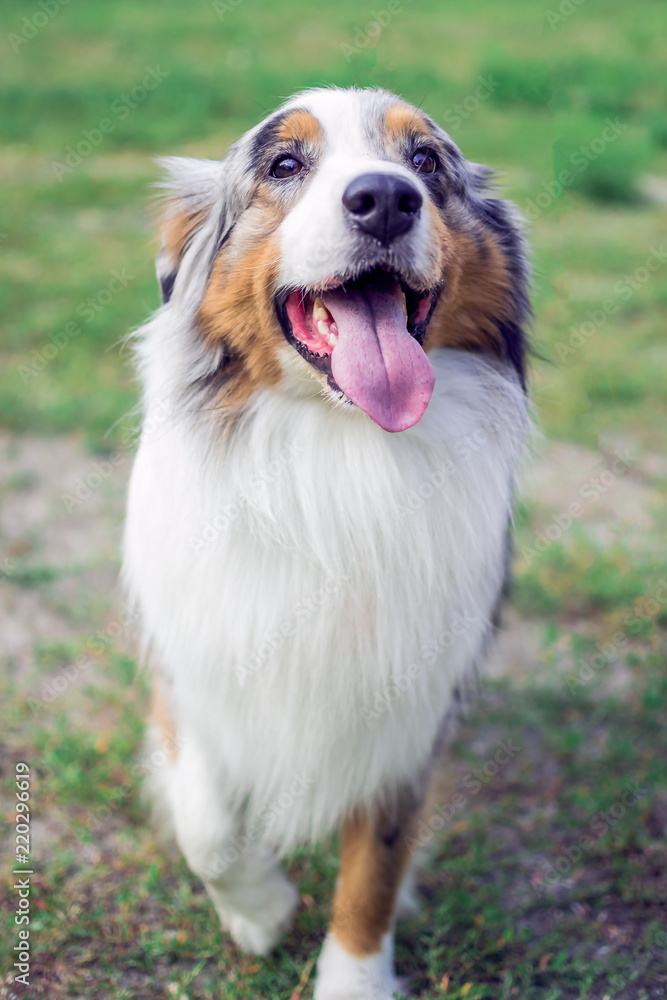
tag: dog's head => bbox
[156,87,529,432]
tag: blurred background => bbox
[0,2,666,998]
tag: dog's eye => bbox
[270,156,304,179]
[412,148,439,175]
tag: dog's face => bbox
[157,88,528,432]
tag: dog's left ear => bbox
[422,120,531,387]
[154,151,250,306]
[465,163,531,388]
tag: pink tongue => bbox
[322,282,435,432]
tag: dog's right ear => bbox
[154,157,226,304]
[154,150,254,306]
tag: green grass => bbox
[2,649,666,998]
[1,0,666,997]
[0,0,666,448]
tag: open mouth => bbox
[278,268,438,432]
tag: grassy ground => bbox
[1,0,666,997]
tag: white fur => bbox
[125,348,527,850]
[315,931,399,1000]
[122,86,529,997]
[168,739,298,954]
[278,90,439,289]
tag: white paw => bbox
[315,931,407,999]
[216,877,298,956]
[226,911,284,955]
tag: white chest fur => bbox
[123,348,528,849]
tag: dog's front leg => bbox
[315,791,421,1000]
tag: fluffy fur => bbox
[123,86,530,999]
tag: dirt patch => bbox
[519,438,662,549]
[0,431,131,676]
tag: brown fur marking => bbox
[384,103,432,146]
[331,794,420,956]
[424,228,512,355]
[195,112,325,412]
[150,676,179,763]
[274,108,324,147]
[385,101,514,358]
[161,206,207,267]
[197,200,286,407]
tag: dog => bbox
[123,85,530,1000]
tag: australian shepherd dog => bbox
[123,86,530,999]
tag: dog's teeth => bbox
[317,319,331,339]
[313,298,330,323]
[327,321,339,348]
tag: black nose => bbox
[342,173,423,244]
